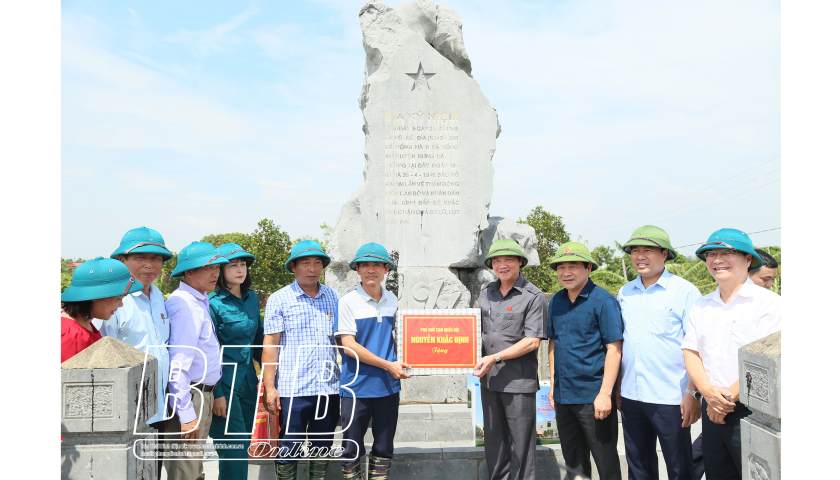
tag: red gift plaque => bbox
[397,308,481,375]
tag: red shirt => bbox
[61,315,102,363]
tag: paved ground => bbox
[160,420,703,480]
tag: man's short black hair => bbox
[751,248,778,270]
[62,301,93,320]
[553,261,591,271]
[216,262,253,292]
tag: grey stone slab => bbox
[425,417,472,441]
[741,416,781,480]
[399,404,433,420]
[61,359,157,434]
[440,445,486,460]
[394,443,443,461]
[390,458,478,480]
[739,331,781,420]
[430,403,471,419]
[445,374,468,402]
[404,375,447,403]
[62,443,155,480]
[394,419,427,442]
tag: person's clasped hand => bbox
[703,385,736,415]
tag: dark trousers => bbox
[554,399,622,480]
[692,433,704,479]
[701,400,751,480]
[481,387,537,480]
[620,397,696,480]
[276,395,340,465]
[340,393,400,462]
[150,420,166,480]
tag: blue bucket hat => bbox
[111,226,174,262]
[285,240,331,273]
[695,228,763,270]
[349,242,395,270]
[170,241,230,278]
[61,257,144,302]
[218,243,256,266]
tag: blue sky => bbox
[61,0,781,260]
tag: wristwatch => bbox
[494,353,502,364]
[686,389,702,400]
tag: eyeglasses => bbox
[703,249,739,261]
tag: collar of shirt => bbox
[356,283,388,305]
[213,287,252,302]
[558,278,596,302]
[291,279,325,299]
[708,277,758,305]
[629,269,673,293]
[178,281,209,304]
[490,274,527,295]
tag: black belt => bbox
[192,382,216,393]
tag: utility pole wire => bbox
[579,171,780,235]
[580,178,781,238]
[673,227,781,249]
[570,155,781,227]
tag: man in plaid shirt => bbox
[261,240,341,480]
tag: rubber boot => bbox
[308,458,329,480]
[275,461,298,480]
[367,455,392,480]
[341,458,362,480]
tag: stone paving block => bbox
[425,417,472,442]
[399,404,432,420]
[430,403,470,419]
[393,419,427,442]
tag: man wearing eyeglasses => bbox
[617,226,702,480]
[682,229,781,480]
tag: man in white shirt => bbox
[682,228,781,480]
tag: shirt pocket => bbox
[729,321,759,349]
[500,313,525,340]
[647,309,680,337]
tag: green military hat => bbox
[61,257,144,302]
[483,238,529,269]
[111,226,174,262]
[349,242,395,270]
[170,241,230,278]
[621,225,677,260]
[285,240,331,273]
[548,242,598,271]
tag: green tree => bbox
[155,252,180,296]
[589,270,628,296]
[518,206,571,292]
[242,219,294,305]
[201,232,248,247]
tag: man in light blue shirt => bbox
[617,226,702,480]
[93,227,173,480]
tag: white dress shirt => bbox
[681,278,781,388]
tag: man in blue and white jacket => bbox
[334,243,410,480]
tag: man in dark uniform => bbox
[473,239,548,480]
[547,241,623,480]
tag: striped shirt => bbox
[335,284,401,398]
[264,281,340,397]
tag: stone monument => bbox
[61,337,159,480]
[739,330,781,480]
[326,0,538,310]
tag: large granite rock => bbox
[327,0,537,309]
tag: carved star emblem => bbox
[406,63,435,91]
